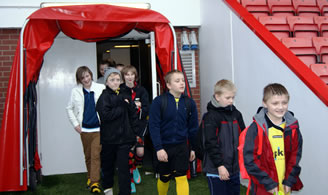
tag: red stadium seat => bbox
[292,0,320,16]
[282,37,318,66]
[313,36,328,63]
[268,0,296,16]
[314,16,328,36]
[310,63,328,83]
[312,37,328,63]
[317,0,328,16]
[287,16,319,38]
[259,16,291,40]
[241,0,270,18]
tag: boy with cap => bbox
[96,68,139,195]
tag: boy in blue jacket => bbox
[149,70,199,195]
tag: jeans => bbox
[207,173,240,195]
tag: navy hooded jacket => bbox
[148,92,199,151]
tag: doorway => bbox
[38,31,157,175]
[96,31,153,100]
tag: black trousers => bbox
[101,143,132,195]
[156,142,189,181]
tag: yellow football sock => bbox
[175,175,189,195]
[157,178,170,195]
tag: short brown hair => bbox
[263,83,290,102]
[214,79,236,95]
[164,70,184,84]
[121,65,139,82]
[76,66,93,84]
[106,58,117,67]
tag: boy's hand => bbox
[135,101,141,108]
[157,149,168,162]
[284,185,291,194]
[74,125,82,134]
[189,150,195,161]
[218,166,230,180]
[268,187,278,194]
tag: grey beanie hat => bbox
[104,67,121,84]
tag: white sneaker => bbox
[104,188,113,195]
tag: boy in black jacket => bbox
[202,79,245,195]
[96,68,138,195]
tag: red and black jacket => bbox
[244,107,303,195]
[120,83,149,137]
[202,101,245,175]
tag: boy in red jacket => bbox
[243,83,303,195]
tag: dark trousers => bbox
[156,142,189,180]
[207,173,240,195]
[101,143,131,195]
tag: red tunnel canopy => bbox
[0,4,189,191]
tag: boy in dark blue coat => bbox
[149,70,198,195]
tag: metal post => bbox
[20,19,29,186]
[150,32,158,98]
[168,23,177,70]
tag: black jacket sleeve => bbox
[204,112,224,168]
[96,92,124,123]
[139,86,150,120]
[237,111,246,131]
[127,99,140,136]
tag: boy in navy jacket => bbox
[149,70,198,195]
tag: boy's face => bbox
[99,64,109,76]
[215,89,235,107]
[116,66,124,72]
[124,71,135,85]
[106,73,121,91]
[263,94,289,122]
[81,71,92,89]
[167,73,185,95]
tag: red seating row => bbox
[241,0,328,18]
[259,16,328,39]
[310,63,328,83]
[281,37,328,83]
[281,37,328,66]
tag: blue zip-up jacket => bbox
[149,92,199,151]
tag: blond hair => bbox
[164,70,184,84]
[214,79,236,95]
[263,83,289,102]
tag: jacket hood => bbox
[207,95,236,113]
[254,107,298,130]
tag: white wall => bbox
[199,0,233,114]
[0,0,200,28]
[38,33,97,175]
[200,0,328,194]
